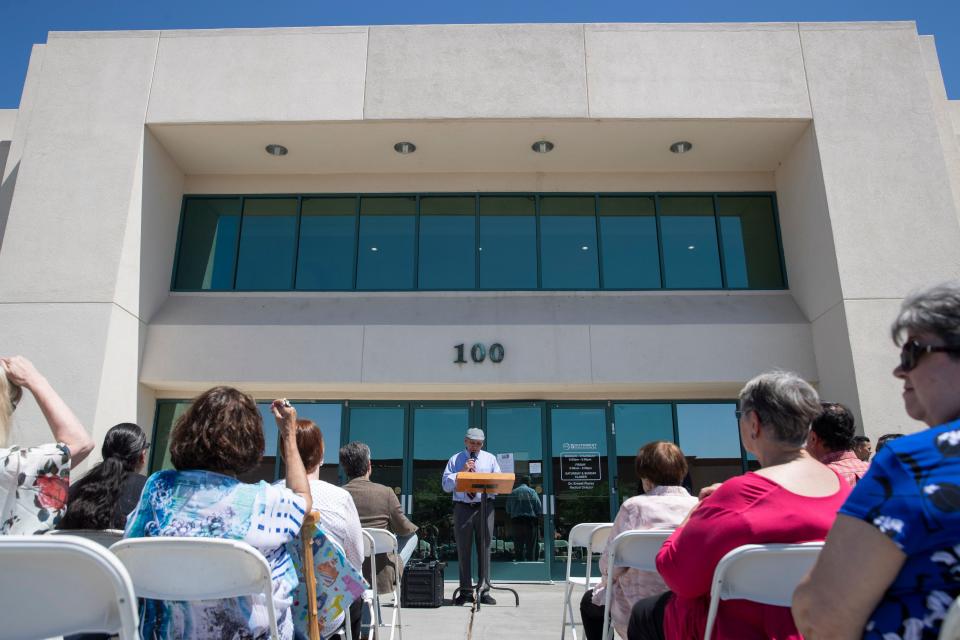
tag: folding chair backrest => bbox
[0,535,140,640]
[365,527,399,555]
[703,543,823,640]
[567,522,610,549]
[111,537,275,601]
[362,528,375,559]
[609,530,674,573]
[589,525,614,557]
[48,528,124,548]
[940,594,960,640]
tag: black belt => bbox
[455,501,482,507]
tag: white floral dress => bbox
[0,442,71,534]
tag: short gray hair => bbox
[339,441,371,480]
[739,371,821,447]
[891,281,960,350]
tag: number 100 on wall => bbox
[454,343,505,364]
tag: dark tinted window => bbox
[235,198,298,290]
[599,197,660,289]
[660,197,722,289]
[540,197,599,289]
[718,196,784,289]
[296,198,356,290]
[418,197,476,289]
[356,197,417,290]
[479,196,537,289]
[173,198,241,290]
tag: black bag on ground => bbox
[400,560,446,608]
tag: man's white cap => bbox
[465,427,485,441]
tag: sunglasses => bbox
[899,339,960,372]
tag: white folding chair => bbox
[702,542,824,640]
[363,527,404,640]
[560,522,613,640]
[600,530,674,640]
[0,535,139,639]
[112,537,281,640]
[360,529,378,640]
[941,594,960,640]
[47,527,124,547]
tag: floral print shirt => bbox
[840,419,960,639]
[125,470,307,640]
[0,442,71,534]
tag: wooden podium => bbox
[454,472,520,609]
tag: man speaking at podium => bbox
[442,427,502,606]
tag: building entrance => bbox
[151,397,748,581]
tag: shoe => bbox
[479,593,497,605]
[453,590,474,606]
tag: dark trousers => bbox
[579,589,606,640]
[627,591,672,640]
[511,516,538,561]
[453,501,494,592]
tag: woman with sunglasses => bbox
[793,281,960,639]
[0,355,94,534]
[58,422,149,531]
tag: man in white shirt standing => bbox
[442,427,501,606]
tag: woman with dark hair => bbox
[580,441,697,640]
[124,387,312,640]
[58,422,148,530]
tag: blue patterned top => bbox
[839,419,960,640]
[125,470,306,640]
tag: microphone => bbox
[467,450,478,499]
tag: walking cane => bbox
[301,511,322,640]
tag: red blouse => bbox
[655,472,850,640]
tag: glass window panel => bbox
[540,197,599,289]
[149,402,190,473]
[348,406,405,488]
[356,197,416,290]
[660,197,722,289]
[234,198,298,290]
[599,197,661,289]
[418,197,476,290]
[676,403,742,494]
[613,404,674,502]
[412,406,471,563]
[717,196,784,289]
[295,403,343,484]
[296,198,356,290]
[173,198,241,290]
[479,196,537,289]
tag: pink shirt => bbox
[819,449,870,486]
[656,473,850,640]
[592,485,698,639]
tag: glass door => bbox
[482,402,550,580]
[408,403,474,565]
[549,403,612,580]
[345,401,408,509]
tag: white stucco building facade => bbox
[1,21,959,507]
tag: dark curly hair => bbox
[169,386,264,475]
[811,402,857,452]
[58,422,147,530]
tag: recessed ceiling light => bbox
[370,247,379,252]
[581,246,589,251]
[670,141,693,154]
[265,144,288,156]
[687,245,696,250]
[394,142,416,154]
[531,140,554,153]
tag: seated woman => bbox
[58,422,149,530]
[125,387,312,640]
[580,441,697,640]
[793,281,960,639]
[629,371,851,640]
[280,420,364,640]
[0,355,94,534]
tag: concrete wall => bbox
[2,21,959,450]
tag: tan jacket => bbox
[344,477,418,594]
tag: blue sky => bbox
[1,0,958,108]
